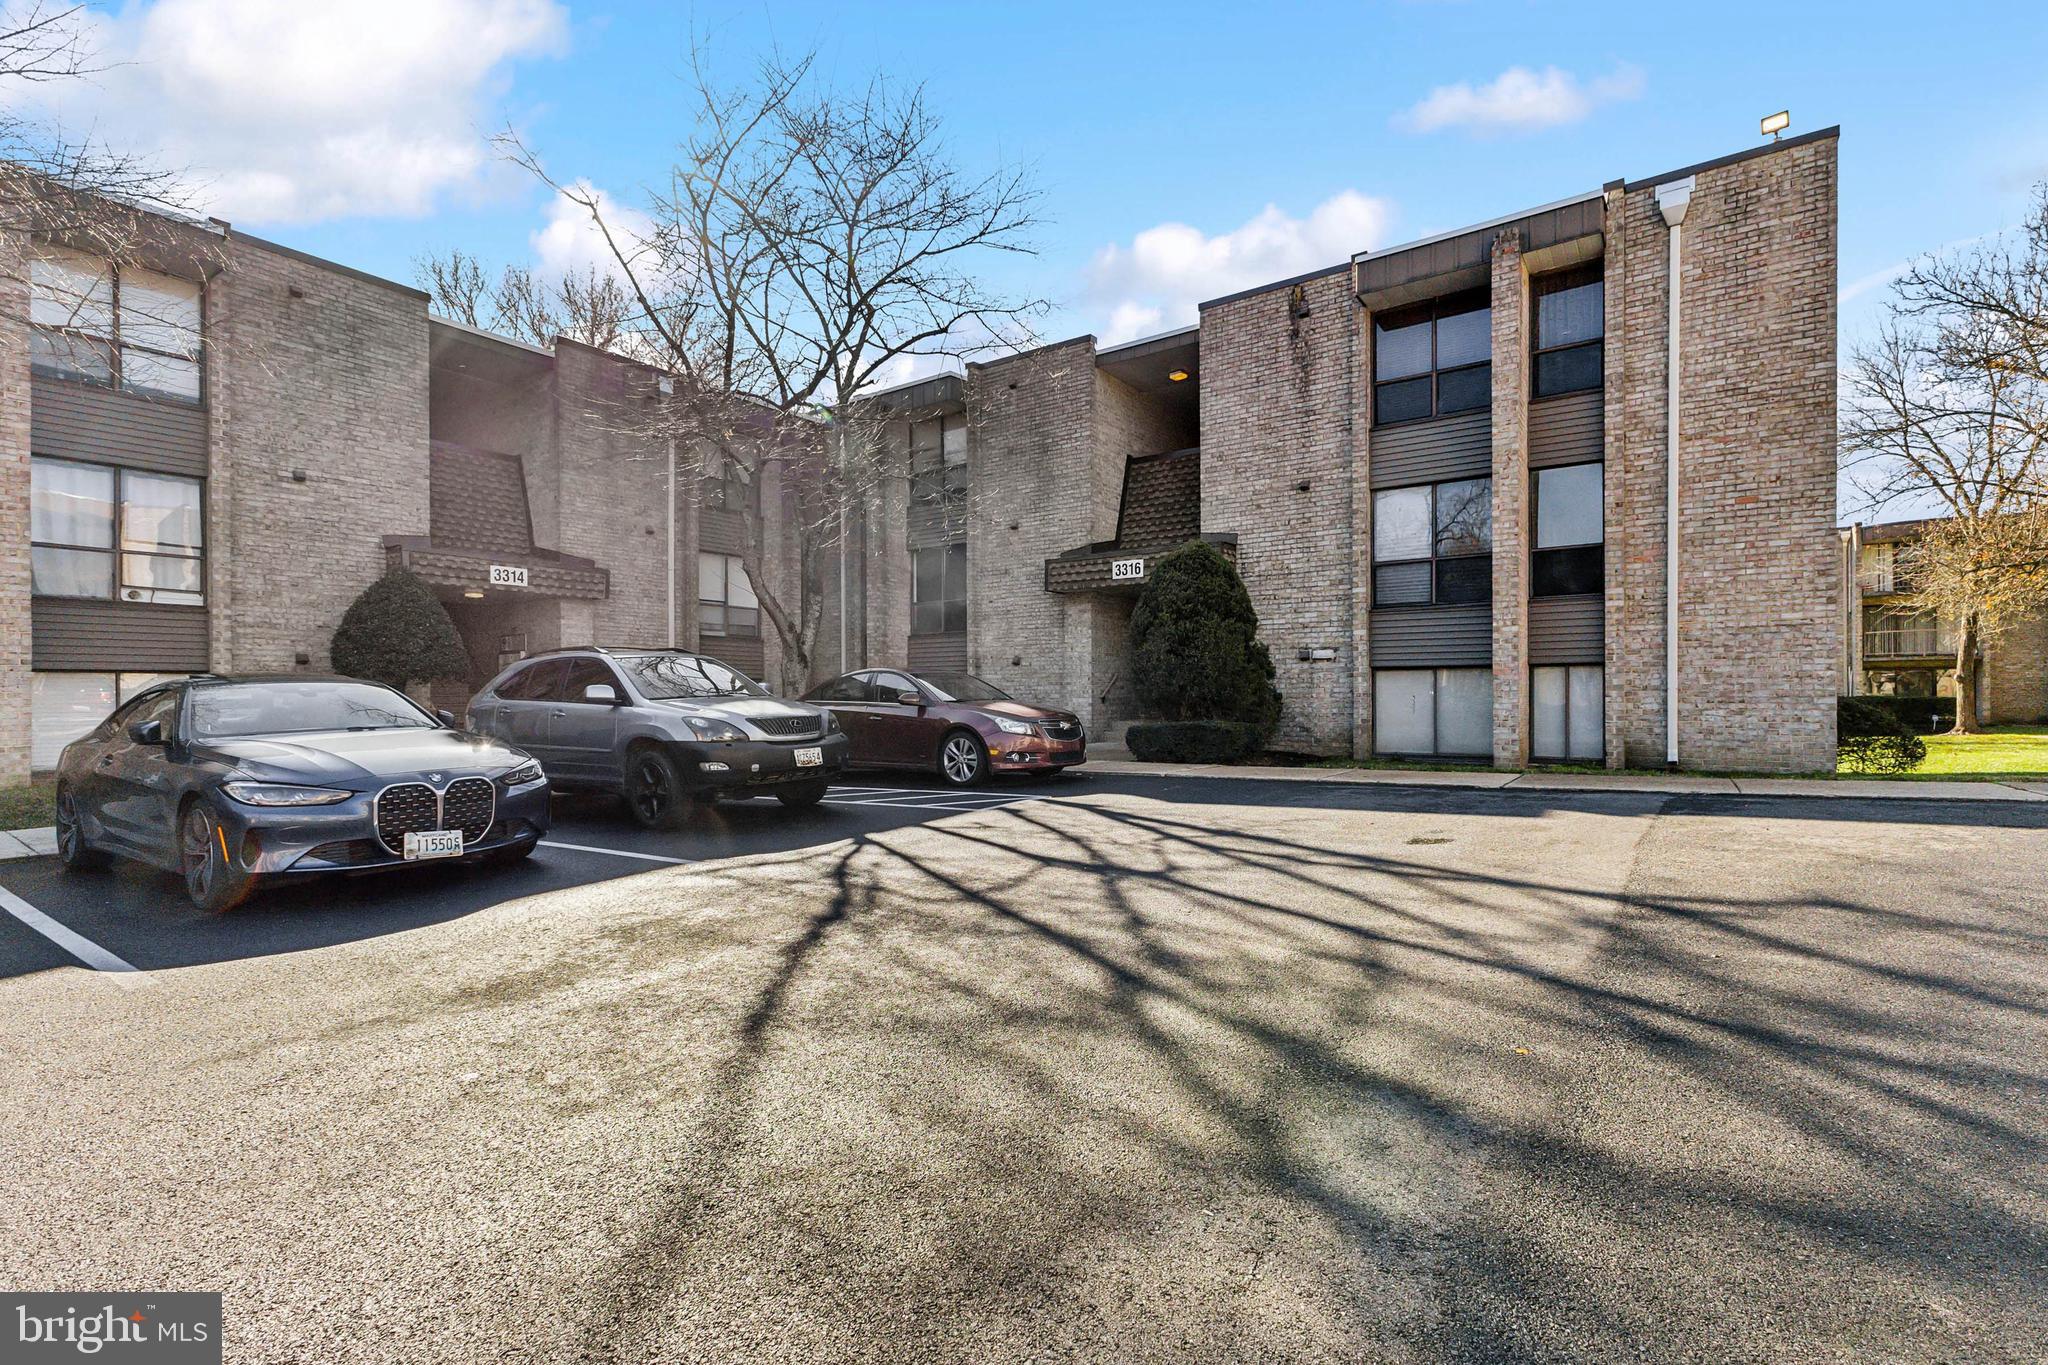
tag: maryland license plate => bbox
[403,830,464,860]
[794,747,823,767]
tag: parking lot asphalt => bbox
[1,772,2043,1363]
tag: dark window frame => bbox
[28,455,206,605]
[1531,460,1605,598]
[1371,476,1493,609]
[910,413,969,503]
[1531,264,1605,400]
[911,541,967,635]
[28,247,206,406]
[1372,290,1492,427]
[697,551,760,638]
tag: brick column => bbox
[1350,286,1376,759]
[0,233,30,781]
[1600,183,1629,768]
[1489,229,1531,769]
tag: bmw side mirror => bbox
[897,691,924,708]
[128,719,166,746]
[584,683,621,705]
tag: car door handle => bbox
[549,709,567,718]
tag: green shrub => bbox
[1129,541,1281,732]
[1837,697,1927,773]
[330,569,472,690]
[1125,720,1265,764]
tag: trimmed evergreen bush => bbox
[1125,720,1265,764]
[1128,540,1282,738]
[330,569,473,690]
[1836,696,1927,773]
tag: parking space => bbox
[0,771,1084,981]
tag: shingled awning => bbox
[382,440,609,600]
[1044,447,1235,593]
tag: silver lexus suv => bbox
[466,648,851,829]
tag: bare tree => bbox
[1841,188,2048,730]
[415,247,635,352]
[497,47,1048,692]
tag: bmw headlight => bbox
[685,716,748,742]
[497,760,544,787]
[221,781,352,807]
[994,717,1035,736]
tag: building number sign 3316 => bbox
[488,564,529,589]
[1110,557,1146,582]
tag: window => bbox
[1532,265,1604,399]
[704,463,753,511]
[188,681,434,738]
[495,659,566,701]
[1533,665,1604,761]
[30,246,202,402]
[618,652,765,699]
[1863,668,1953,699]
[910,415,968,501]
[807,673,872,703]
[30,458,204,604]
[1373,292,1491,424]
[697,552,759,637]
[1373,478,1492,607]
[560,657,624,703]
[912,542,967,634]
[30,672,181,769]
[1533,462,1603,597]
[1373,668,1494,758]
[872,671,920,704]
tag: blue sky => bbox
[42,1,2048,382]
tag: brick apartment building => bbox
[2,127,1841,780]
[847,129,1842,770]
[1839,517,2048,722]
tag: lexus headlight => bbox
[818,710,839,734]
[685,716,748,742]
[221,781,352,807]
[497,760,544,787]
[994,717,1035,736]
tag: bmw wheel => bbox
[938,730,989,788]
[180,801,252,912]
[54,786,109,873]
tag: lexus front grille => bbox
[756,715,822,740]
[372,778,498,855]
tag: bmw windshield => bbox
[189,682,439,738]
[620,653,768,700]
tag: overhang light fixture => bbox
[1760,110,1790,140]
[1167,369,1189,383]
[463,589,485,599]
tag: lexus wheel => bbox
[938,730,989,788]
[776,778,830,809]
[180,801,252,912]
[55,787,109,873]
[624,747,688,830]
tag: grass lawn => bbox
[1898,725,2048,777]
[0,781,56,830]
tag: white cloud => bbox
[1396,63,1644,137]
[530,181,656,281]
[1087,190,1393,343]
[29,0,568,225]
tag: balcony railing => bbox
[1865,625,1953,659]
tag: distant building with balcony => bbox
[1840,518,2048,722]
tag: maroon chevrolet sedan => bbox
[801,670,1086,787]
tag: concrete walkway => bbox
[1081,754,2048,802]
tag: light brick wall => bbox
[965,339,1099,709]
[1198,270,1359,755]
[1489,231,1532,768]
[857,414,912,672]
[1610,135,1840,771]
[209,237,431,675]
[1984,606,2048,724]
[0,233,30,782]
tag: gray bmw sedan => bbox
[52,675,551,910]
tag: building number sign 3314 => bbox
[1110,557,1146,582]
[488,564,529,589]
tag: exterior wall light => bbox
[1167,370,1189,382]
[463,589,485,599]
[1761,110,1790,140]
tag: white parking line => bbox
[0,885,150,989]
[537,841,695,865]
